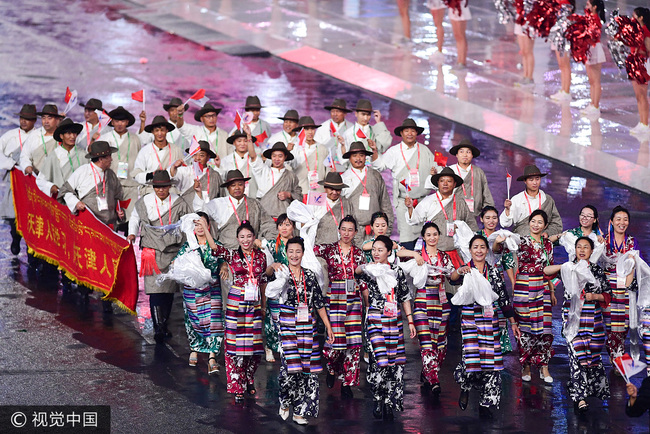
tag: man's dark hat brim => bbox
[108,107,136,127]
[194,104,222,122]
[430,168,464,187]
[84,141,118,159]
[262,142,294,161]
[144,117,176,133]
[342,142,373,159]
[185,141,216,159]
[53,119,83,143]
[449,140,481,158]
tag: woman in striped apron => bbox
[314,215,366,398]
[260,214,296,363]
[274,237,334,425]
[356,235,416,421]
[544,237,611,414]
[176,212,225,374]
[480,205,516,354]
[514,209,557,384]
[413,222,454,399]
[453,235,519,419]
[210,221,267,403]
[602,206,638,363]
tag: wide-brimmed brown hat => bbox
[15,104,37,120]
[324,98,352,113]
[517,165,548,182]
[318,171,349,190]
[354,99,373,113]
[108,106,135,127]
[278,109,300,122]
[146,170,175,187]
[430,166,464,187]
[144,115,175,133]
[449,138,481,158]
[162,97,189,112]
[36,104,65,118]
[80,98,104,111]
[342,141,373,159]
[394,118,424,136]
[227,129,257,144]
[186,140,216,159]
[263,142,294,161]
[194,103,222,122]
[85,140,117,159]
[53,118,83,142]
[244,95,263,110]
[292,116,321,132]
[222,169,251,188]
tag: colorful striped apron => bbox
[603,271,629,333]
[367,307,406,367]
[563,299,605,367]
[278,305,322,374]
[225,285,263,356]
[325,280,362,351]
[460,303,503,372]
[514,274,552,335]
[414,283,449,352]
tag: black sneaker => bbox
[479,405,493,419]
[459,390,469,411]
[383,404,394,421]
[341,385,353,398]
[326,372,335,389]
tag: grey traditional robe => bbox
[314,198,354,245]
[31,136,58,174]
[108,132,141,220]
[258,169,302,220]
[512,195,563,237]
[453,164,494,217]
[134,195,192,294]
[40,146,88,189]
[215,196,276,249]
[344,167,394,246]
[291,143,328,194]
[423,196,479,253]
[58,168,124,226]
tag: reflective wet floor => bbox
[0,0,649,432]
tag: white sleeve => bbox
[19,137,35,169]
[35,173,54,196]
[406,198,429,226]
[132,149,150,184]
[250,156,269,181]
[0,151,15,170]
[499,208,514,228]
[128,206,141,236]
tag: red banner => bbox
[11,169,139,314]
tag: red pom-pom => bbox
[566,11,601,63]
[615,15,645,48]
[526,0,561,38]
[625,52,650,85]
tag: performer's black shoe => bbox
[431,383,441,401]
[372,401,383,419]
[326,372,335,389]
[382,404,394,421]
[479,405,493,419]
[10,238,20,255]
[341,385,353,398]
[458,390,469,411]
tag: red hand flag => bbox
[297,128,306,147]
[356,127,367,139]
[131,90,144,102]
[434,151,448,167]
[186,136,201,157]
[400,178,412,192]
[187,89,209,107]
[65,87,73,104]
[329,121,337,136]
[506,169,512,200]
[116,199,132,212]
[255,131,268,144]
[234,111,243,130]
